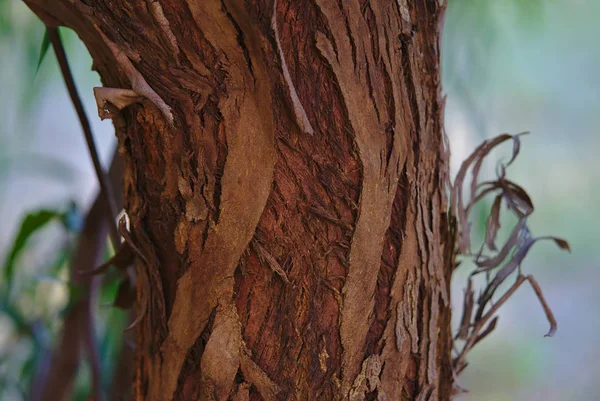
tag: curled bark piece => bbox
[95,25,174,124]
[93,87,144,120]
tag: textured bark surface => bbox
[25,0,453,400]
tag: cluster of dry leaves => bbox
[450,133,570,377]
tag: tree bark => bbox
[24,1,453,400]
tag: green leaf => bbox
[3,209,62,287]
[34,28,51,76]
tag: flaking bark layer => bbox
[24,0,453,399]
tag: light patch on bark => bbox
[319,336,329,373]
[174,220,188,255]
[348,355,387,401]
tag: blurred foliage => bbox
[442,0,547,138]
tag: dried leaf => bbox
[453,133,527,253]
[525,276,557,337]
[475,218,528,271]
[456,279,474,340]
[473,316,498,346]
[479,235,535,308]
[452,132,568,377]
[505,131,529,168]
[484,195,503,250]
[537,236,571,253]
[501,179,534,217]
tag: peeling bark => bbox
[23,0,453,399]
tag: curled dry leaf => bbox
[93,87,144,120]
[451,132,570,381]
[484,194,503,250]
[456,279,474,341]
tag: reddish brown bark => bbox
[24,0,453,400]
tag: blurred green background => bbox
[0,0,597,400]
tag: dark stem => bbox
[48,27,120,248]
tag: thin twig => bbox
[48,27,120,248]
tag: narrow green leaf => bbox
[4,209,62,286]
[34,28,51,76]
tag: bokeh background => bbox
[0,0,597,400]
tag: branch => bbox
[47,27,120,248]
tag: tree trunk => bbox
[25,0,453,400]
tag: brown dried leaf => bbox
[484,195,503,251]
[506,131,529,168]
[457,279,474,340]
[479,235,535,308]
[473,316,498,346]
[468,135,513,202]
[537,236,571,253]
[453,133,527,253]
[501,179,534,217]
[525,275,558,337]
[475,218,528,271]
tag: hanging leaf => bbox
[3,209,63,287]
[34,28,51,76]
